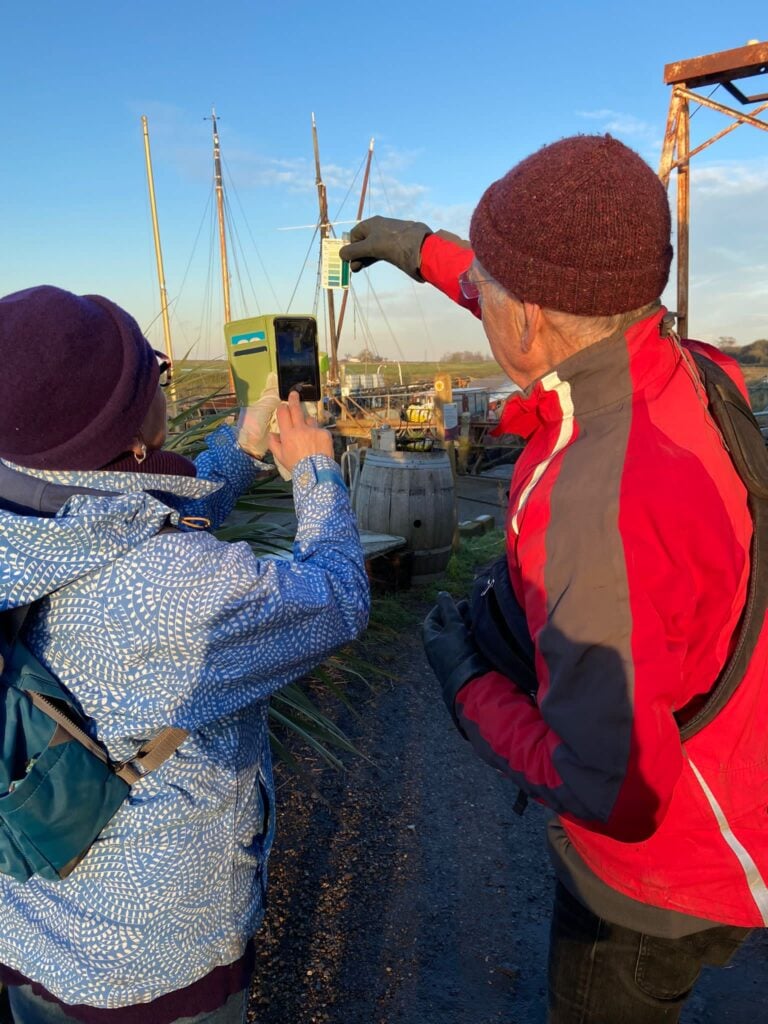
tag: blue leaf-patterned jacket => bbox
[0,426,369,1007]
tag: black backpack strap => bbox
[0,460,115,517]
[675,353,768,739]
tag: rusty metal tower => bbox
[659,40,768,338]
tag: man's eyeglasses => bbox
[154,351,173,388]
[458,268,496,301]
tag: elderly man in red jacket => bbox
[341,134,766,1023]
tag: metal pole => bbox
[676,92,690,339]
[210,108,232,324]
[658,88,683,187]
[660,44,768,341]
[312,113,339,383]
[141,116,176,404]
[675,88,768,134]
[204,108,235,394]
[673,99,768,169]
[336,137,374,341]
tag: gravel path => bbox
[247,601,768,1024]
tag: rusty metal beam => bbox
[660,43,767,340]
[663,97,768,174]
[664,40,768,90]
[676,87,768,133]
[659,89,684,186]
[675,95,690,340]
[722,80,768,105]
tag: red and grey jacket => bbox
[421,232,768,927]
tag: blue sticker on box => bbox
[232,331,266,346]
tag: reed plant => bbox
[167,383,391,771]
[169,373,506,772]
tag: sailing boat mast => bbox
[140,115,176,402]
[311,113,340,382]
[336,136,374,342]
[204,108,235,392]
[208,107,232,324]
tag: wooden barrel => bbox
[354,450,456,580]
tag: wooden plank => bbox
[359,532,407,559]
[664,41,768,87]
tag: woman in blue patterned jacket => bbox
[0,285,370,1022]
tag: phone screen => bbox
[274,318,321,401]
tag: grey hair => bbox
[543,300,662,347]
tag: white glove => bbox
[235,373,281,459]
[272,448,292,482]
[269,399,320,481]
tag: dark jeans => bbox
[548,881,752,1023]
[0,985,248,1024]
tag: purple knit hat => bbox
[0,285,160,470]
[469,135,672,316]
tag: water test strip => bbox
[321,238,351,290]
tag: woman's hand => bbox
[269,391,333,475]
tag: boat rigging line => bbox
[220,152,283,311]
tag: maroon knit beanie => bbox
[0,285,160,470]
[469,134,672,316]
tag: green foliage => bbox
[367,529,507,634]
[171,363,232,403]
[415,529,507,605]
[166,378,390,771]
[367,594,417,633]
[451,528,506,581]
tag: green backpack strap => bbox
[24,687,188,785]
[112,727,189,785]
[2,596,187,787]
[675,352,768,740]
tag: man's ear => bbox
[520,302,542,354]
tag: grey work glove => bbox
[423,592,491,733]
[339,216,433,281]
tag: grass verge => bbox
[368,528,507,635]
[270,529,507,776]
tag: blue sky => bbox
[2,1,766,362]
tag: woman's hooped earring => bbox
[134,442,147,465]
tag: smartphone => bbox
[274,317,321,401]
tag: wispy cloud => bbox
[672,156,768,342]
[230,154,314,191]
[215,138,434,220]
[135,108,436,221]
[575,109,663,155]
[691,161,768,197]
[367,178,429,209]
[374,143,425,173]
[577,108,658,140]
[423,202,474,235]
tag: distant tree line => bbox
[718,338,768,364]
[343,348,382,362]
[342,347,497,364]
[439,350,495,363]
